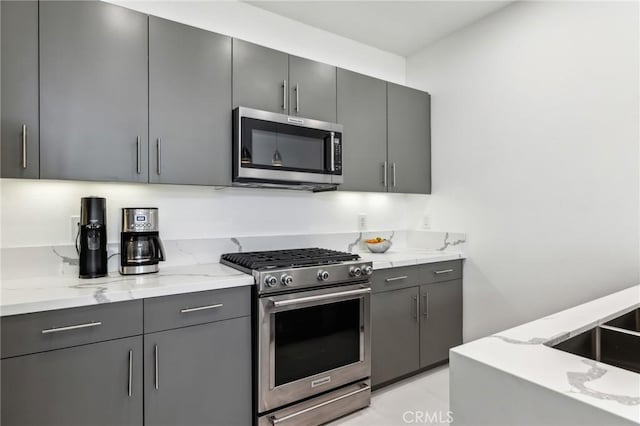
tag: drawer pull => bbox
[41,321,102,334]
[180,303,224,314]
[385,276,407,283]
[434,269,454,275]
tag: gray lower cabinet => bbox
[144,316,252,426]
[39,1,148,182]
[371,263,463,387]
[1,336,143,426]
[288,55,337,122]
[1,0,39,179]
[420,280,463,368]
[371,286,420,386]
[149,17,232,186]
[233,39,289,114]
[337,69,388,192]
[387,83,431,194]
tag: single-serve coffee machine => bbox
[120,208,165,275]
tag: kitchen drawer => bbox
[1,300,143,359]
[372,260,462,293]
[144,286,251,333]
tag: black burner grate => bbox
[221,248,360,270]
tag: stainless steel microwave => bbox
[233,107,343,191]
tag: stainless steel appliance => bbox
[221,248,372,425]
[77,197,108,279]
[120,208,165,275]
[233,107,344,191]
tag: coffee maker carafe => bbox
[78,197,108,279]
[120,208,165,275]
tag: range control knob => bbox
[317,270,330,281]
[362,265,373,276]
[349,266,362,277]
[281,274,294,286]
[264,275,278,287]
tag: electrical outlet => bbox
[423,214,431,229]
[70,215,80,242]
[358,214,368,231]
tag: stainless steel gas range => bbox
[221,248,372,426]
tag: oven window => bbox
[274,299,361,387]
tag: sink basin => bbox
[551,309,640,374]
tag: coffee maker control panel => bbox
[122,208,159,233]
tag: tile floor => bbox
[330,365,451,426]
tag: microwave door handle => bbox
[330,132,335,172]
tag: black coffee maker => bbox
[77,197,108,278]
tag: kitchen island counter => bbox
[451,284,640,425]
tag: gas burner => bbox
[221,248,360,271]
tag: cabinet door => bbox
[39,1,148,182]
[371,286,420,386]
[149,17,231,186]
[420,280,463,368]
[387,83,431,194]
[1,1,39,178]
[337,69,387,192]
[144,317,252,426]
[1,336,143,426]
[289,56,337,122]
[232,39,288,114]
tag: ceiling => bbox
[245,1,514,57]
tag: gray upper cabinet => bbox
[149,17,231,186]
[289,56,337,122]
[1,1,39,179]
[233,39,288,114]
[337,69,387,192]
[39,1,149,182]
[387,83,431,194]
[371,286,420,387]
[144,317,252,426]
[420,280,463,367]
[1,336,143,426]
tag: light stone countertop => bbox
[451,284,640,424]
[0,249,465,317]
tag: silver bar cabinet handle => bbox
[385,275,407,283]
[282,80,287,110]
[295,84,300,113]
[434,269,454,275]
[156,138,161,175]
[41,321,102,334]
[423,293,429,317]
[382,161,388,187]
[154,344,159,390]
[21,124,27,169]
[413,296,419,321]
[270,384,370,425]
[180,303,223,314]
[128,350,133,397]
[136,137,141,174]
[392,163,397,187]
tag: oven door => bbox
[234,107,343,186]
[257,283,371,413]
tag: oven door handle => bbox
[272,288,371,308]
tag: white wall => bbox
[0,179,428,247]
[107,0,406,84]
[407,1,640,340]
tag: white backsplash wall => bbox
[406,1,640,341]
[0,179,430,248]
